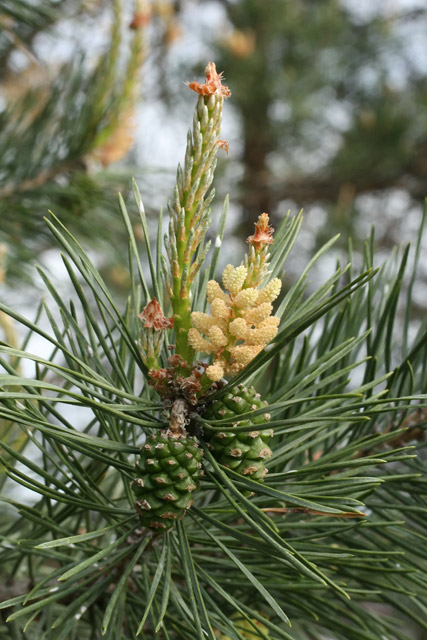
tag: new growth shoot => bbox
[164,63,231,367]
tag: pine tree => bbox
[0,61,426,640]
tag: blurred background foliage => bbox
[215,0,427,226]
[1,0,426,289]
[0,0,148,283]
[0,2,426,246]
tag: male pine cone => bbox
[203,385,273,481]
[132,432,203,532]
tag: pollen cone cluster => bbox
[188,213,281,382]
[132,432,203,532]
[204,385,273,481]
[188,269,281,381]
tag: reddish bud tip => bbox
[188,62,231,98]
[247,213,274,247]
[129,6,151,29]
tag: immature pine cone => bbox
[203,384,273,481]
[132,432,203,532]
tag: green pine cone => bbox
[132,432,203,532]
[203,384,273,481]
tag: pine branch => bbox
[166,63,230,365]
[0,64,426,640]
[0,0,148,282]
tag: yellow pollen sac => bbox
[234,287,258,309]
[256,278,282,304]
[246,316,280,345]
[245,302,273,325]
[222,264,248,296]
[229,344,263,365]
[191,311,216,333]
[210,297,230,319]
[208,325,228,348]
[229,317,249,340]
[188,328,213,353]
[225,361,242,375]
[206,280,229,304]
[206,362,225,381]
